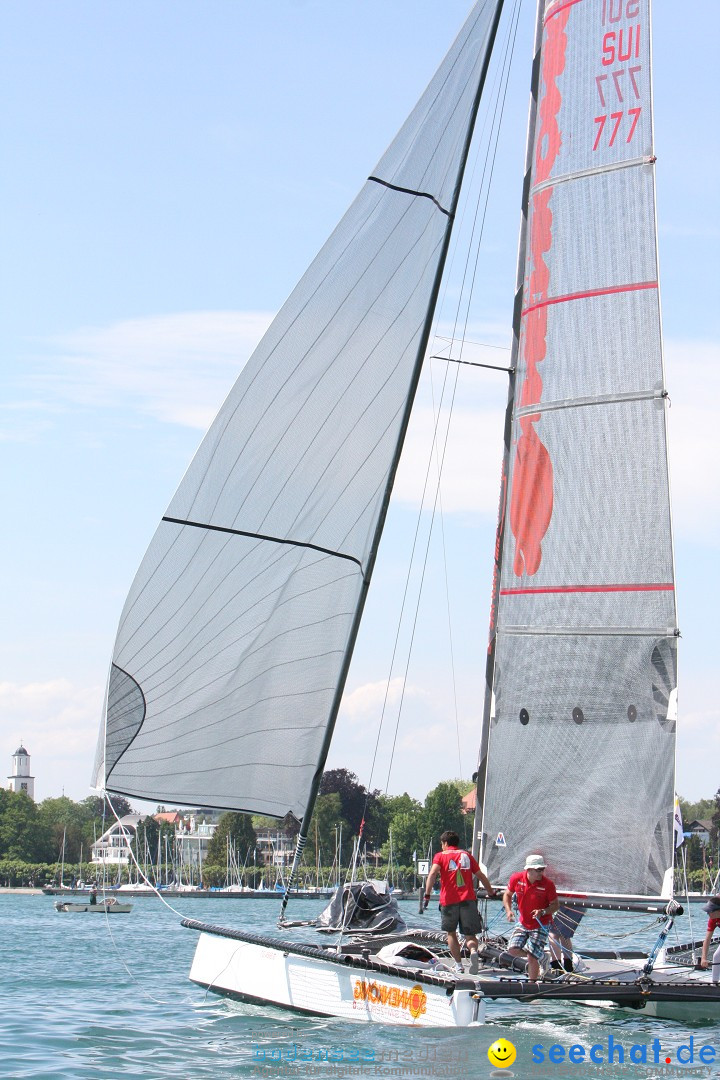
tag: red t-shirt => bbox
[708,915,720,933]
[508,870,557,928]
[432,847,479,905]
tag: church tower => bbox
[8,744,35,800]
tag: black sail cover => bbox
[477,0,677,897]
[94,2,503,818]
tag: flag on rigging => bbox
[673,796,684,849]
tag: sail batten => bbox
[95,0,506,819]
[160,517,365,570]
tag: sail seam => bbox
[501,583,674,594]
[522,280,657,316]
[499,626,678,637]
[367,176,453,218]
[514,387,664,417]
[531,155,653,196]
[161,516,364,571]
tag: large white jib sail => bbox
[94,1,505,820]
[475,0,677,898]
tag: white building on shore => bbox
[91,814,142,865]
[90,811,217,872]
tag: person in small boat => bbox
[503,854,559,981]
[698,896,720,970]
[548,904,583,973]
[89,887,98,906]
[423,830,495,976]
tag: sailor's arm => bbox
[474,869,496,898]
[532,897,559,920]
[423,864,440,908]
[502,886,515,922]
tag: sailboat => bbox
[93,0,719,1026]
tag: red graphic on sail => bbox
[510,9,569,577]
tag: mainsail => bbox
[94,0,505,819]
[476,0,677,897]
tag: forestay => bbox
[477,0,677,897]
[94,1,504,818]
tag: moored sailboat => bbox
[94,0,719,1025]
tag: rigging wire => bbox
[435,334,511,352]
[424,0,524,786]
[382,0,523,794]
[335,1,524,897]
[90,794,200,1007]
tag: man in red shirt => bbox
[503,854,559,981]
[423,830,495,975]
[698,896,720,974]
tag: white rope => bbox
[96,793,200,1007]
[105,795,189,919]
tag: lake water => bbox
[3,893,717,1080]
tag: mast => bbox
[279,0,507,923]
[473,0,544,865]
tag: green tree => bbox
[304,793,347,866]
[678,796,716,825]
[0,792,53,861]
[206,812,257,866]
[319,769,382,843]
[81,794,135,819]
[376,793,421,828]
[384,808,425,865]
[37,796,90,862]
[423,781,468,852]
[712,788,720,845]
[684,834,704,873]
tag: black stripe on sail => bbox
[161,516,364,571]
[368,176,453,218]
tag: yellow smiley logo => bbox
[487,1038,517,1068]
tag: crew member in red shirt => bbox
[423,830,495,975]
[698,896,720,972]
[503,853,559,981]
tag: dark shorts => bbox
[440,900,482,935]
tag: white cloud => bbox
[339,677,411,721]
[664,339,720,544]
[332,676,477,797]
[27,311,273,429]
[11,313,718,542]
[1,680,103,802]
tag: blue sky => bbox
[2,0,718,806]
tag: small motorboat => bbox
[54,897,132,914]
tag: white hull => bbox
[189,931,484,1027]
[186,925,720,1026]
